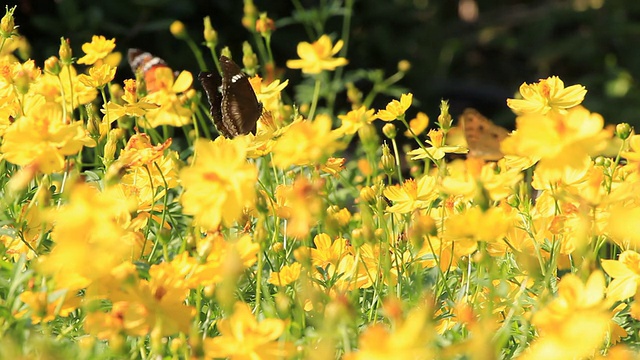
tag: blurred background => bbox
[8,0,640,129]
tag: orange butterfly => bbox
[127,48,170,93]
[460,108,509,161]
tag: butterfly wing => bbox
[198,71,233,137]
[219,56,261,137]
[461,108,509,161]
[127,48,169,93]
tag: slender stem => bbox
[307,77,322,120]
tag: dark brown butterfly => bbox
[127,48,170,93]
[198,56,262,138]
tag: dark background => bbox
[8,0,640,129]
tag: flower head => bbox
[376,93,412,121]
[383,175,438,214]
[507,76,586,115]
[336,106,376,135]
[77,35,116,65]
[180,137,257,231]
[78,63,116,89]
[286,34,348,74]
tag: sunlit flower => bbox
[140,68,193,127]
[404,111,429,137]
[336,105,376,135]
[601,250,640,302]
[180,137,257,231]
[286,34,348,74]
[272,176,324,238]
[407,129,467,161]
[102,79,159,123]
[203,302,295,359]
[445,206,512,243]
[501,105,609,181]
[268,262,302,286]
[1,111,96,174]
[507,76,586,115]
[383,175,438,213]
[521,271,611,360]
[17,290,81,324]
[344,302,434,360]
[375,93,412,121]
[271,114,345,168]
[78,63,116,89]
[77,35,116,65]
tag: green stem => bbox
[307,77,322,120]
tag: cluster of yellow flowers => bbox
[1,4,640,359]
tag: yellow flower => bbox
[407,129,467,161]
[17,290,81,324]
[141,68,194,128]
[507,76,586,115]
[37,184,138,292]
[286,34,348,74]
[272,176,324,238]
[1,111,96,174]
[78,63,116,89]
[77,35,116,65]
[204,302,295,359]
[336,105,376,135]
[344,303,434,360]
[522,271,611,360]
[375,93,412,121]
[268,262,302,286]
[383,175,438,214]
[404,111,429,137]
[601,250,640,302]
[248,75,288,115]
[271,114,345,168]
[444,206,512,243]
[501,105,608,181]
[180,137,257,231]
[102,79,159,123]
[607,204,640,248]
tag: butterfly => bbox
[198,56,262,138]
[460,108,509,161]
[127,48,170,93]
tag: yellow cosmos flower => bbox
[375,93,412,121]
[286,34,348,74]
[522,271,611,360]
[180,137,257,231]
[404,111,429,137]
[268,262,302,286]
[601,250,640,302]
[78,63,116,89]
[407,129,467,161]
[17,290,81,324]
[344,303,434,360]
[204,302,295,359]
[271,114,345,168]
[336,105,376,135]
[501,106,608,181]
[141,68,194,128]
[77,35,116,65]
[249,75,288,114]
[383,175,438,214]
[507,76,586,115]
[444,206,512,242]
[102,79,159,123]
[1,111,95,174]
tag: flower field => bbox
[1,3,640,359]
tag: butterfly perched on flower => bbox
[198,56,262,138]
[460,108,509,161]
[127,48,171,93]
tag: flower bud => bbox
[359,185,377,205]
[438,99,452,130]
[242,0,259,31]
[170,20,187,39]
[256,13,275,37]
[59,38,73,66]
[397,60,411,72]
[44,56,61,76]
[380,143,396,175]
[382,123,397,139]
[0,6,16,39]
[616,123,632,140]
[203,16,218,48]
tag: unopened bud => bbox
[59,38,73,66]
[382,123,397,139]
[616,123,632,140]
[170,20,187,39]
